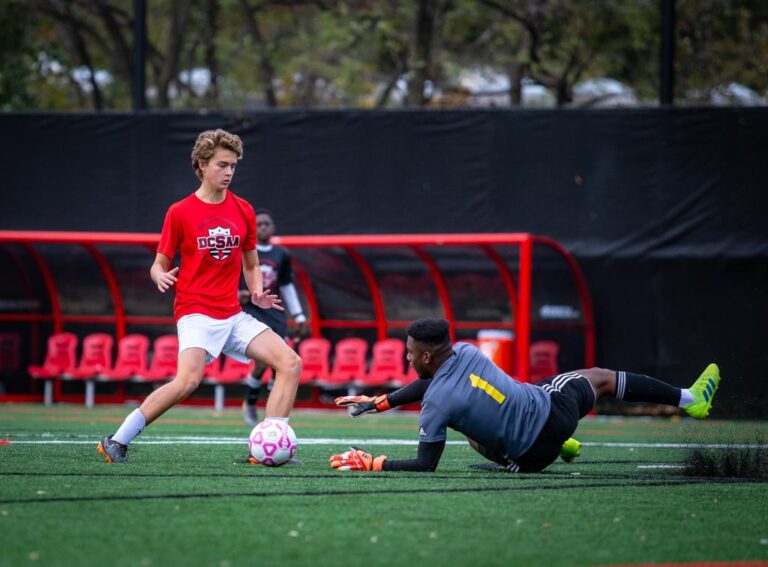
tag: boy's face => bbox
[200,148,238,191]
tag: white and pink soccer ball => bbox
[248,420,297,466]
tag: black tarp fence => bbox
[1,109,766,416]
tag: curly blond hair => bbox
[191,129,244,180]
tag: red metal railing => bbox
[0,230,595,403]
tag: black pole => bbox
[133,0,147,111]
[660,0,675,106]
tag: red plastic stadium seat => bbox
[140,335,179,382]
[296,337,331,385]
[66,333,114,379]
[28,333,78,378]
[318,338,368,387]
[63,333,114,408]
[203,356,254,411]
[357,338,406,388]
[103,334,150,381]
[529,340,560,383]
[217,356,254,382]
[0,332,22,372]
[28,332,79,405]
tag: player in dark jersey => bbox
[240,209,309,424]
[330,318,721,473]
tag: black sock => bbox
[615,371,681,406]
[246,383,261,406]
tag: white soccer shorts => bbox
[177,311,269,364]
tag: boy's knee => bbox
[174,374,202,396]
[290,351,302,374]
[278,349,302,376]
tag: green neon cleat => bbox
[683,363,721,419]
[560,437,581,463]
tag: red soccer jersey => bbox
[157,191,256,321]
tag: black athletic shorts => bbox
[243,304,287,339]
[511,372,596,473]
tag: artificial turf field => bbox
[1,404,767,567]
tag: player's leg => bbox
[467,435,581,465]
[138,347,207,423]
[578,364,721,418]
[245,330,301,418]
[98,314,228,463]
[244,361,268,425]
[226,313,300,418]
[466,438,511,466]
[243,317,285,424]
[513,373,595,472]
[98,348,207,463]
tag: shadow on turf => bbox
[6,449,767,501]
[1,477,741,506]
[684,444,768,481]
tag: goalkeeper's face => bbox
[406,337,432,379]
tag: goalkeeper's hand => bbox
[329,448,387,471]
[334,394,391,417]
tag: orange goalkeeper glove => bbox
[334,395,391,417]
[329,448,387,471]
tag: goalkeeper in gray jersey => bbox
[330,318,721,473]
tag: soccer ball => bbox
[248,420,297,466]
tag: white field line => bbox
[0,435,766,449]
[2,437,454,446]
[583,442,768,449]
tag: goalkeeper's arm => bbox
[382,440,445,472]
[336,379,432,416]
[387,378,431,407]
[330,440,445,472]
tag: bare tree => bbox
[406,0,453,106]
[61,1,103,110]
[204,0,219,106]
[479,0,622,106]
[239,0,278,107]
[154,0,193,108]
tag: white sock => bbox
[245,375,261,389]
[265,416,289,423]
[678,389,694,407]
[112,409,146,445]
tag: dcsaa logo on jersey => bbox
[197,226,240,260]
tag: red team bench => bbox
[28,332,559,408]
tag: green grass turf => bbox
[1,405,767,567]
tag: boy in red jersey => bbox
[98,129,301,463]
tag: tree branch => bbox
[239,0,278,107]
